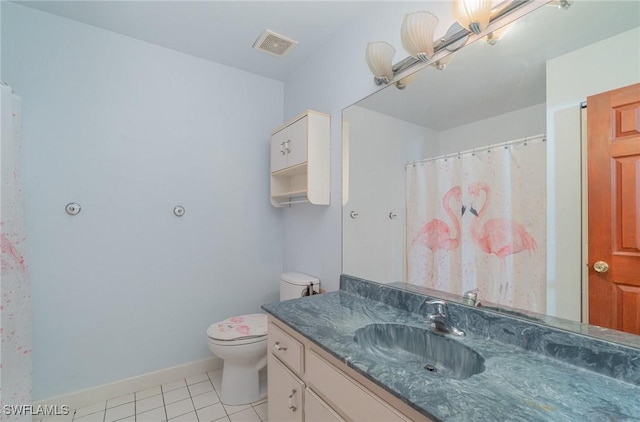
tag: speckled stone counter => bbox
[262,276,640,421]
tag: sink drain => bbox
[424,364,438,373]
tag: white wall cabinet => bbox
[270,116,308,172]
[270,110,330,207]
[267,318,433,422]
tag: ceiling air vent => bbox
[253,30,298,57]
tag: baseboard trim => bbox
[34,357,223,411]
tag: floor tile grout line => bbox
[186,384,201,422]
[207,372,230,420]
[160,383,170,422]
[71,399,108,422]
[64,372,238,422]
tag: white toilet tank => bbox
[280,272,320,301]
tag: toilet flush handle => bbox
[273,341,288,351]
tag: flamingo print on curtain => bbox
[406,136,546,313]
[1,83,31,419]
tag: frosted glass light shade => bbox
[401,11,439,63]
[485,21,516,45]
[365,41,395,83]
[396,72,418,90]
[453,0,492,35]
[434,53,455,71]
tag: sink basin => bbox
[353,323,485,380]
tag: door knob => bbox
[593,261,609,273]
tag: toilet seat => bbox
[207,313,268,345]
[208,335,267,346]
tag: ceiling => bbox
[14,0,376,81]
[355,1,640,130]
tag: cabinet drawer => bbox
[268,322,303,375]
[305,388,346,422]
[306,350,410,422]
[268,354,304,422]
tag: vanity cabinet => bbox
[267,354,304,422]
[269,110,330,207]
[304,388,345,422]
[267,318,432,422]
[267,321,305,422]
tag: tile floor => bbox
[36,370,267,422]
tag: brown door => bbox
[587,82,640,334]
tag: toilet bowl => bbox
[207,314,268,405]
[207,272,320,405]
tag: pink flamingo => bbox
[413,186,463,284]
[467,182,537,258]
[467,182,537,301]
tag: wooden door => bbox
[587,82,640,334]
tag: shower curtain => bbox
[406,136,546,313]
[1,83,31,418]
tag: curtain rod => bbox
[406,133,546,167]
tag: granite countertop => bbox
[262,290,640,421]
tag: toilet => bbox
[207,272,320,405]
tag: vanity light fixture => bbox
[364,0,565,89]
[433,53,455,71]
[365,41,396,85]
[396,72,418,90]
[452,0,492,35]
[401,11,439,63]
[485,21,516,45]
[549,0,572,10]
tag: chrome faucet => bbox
[462,289,478,306]
[425,299,465,337]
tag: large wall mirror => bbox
[342,0,640,339]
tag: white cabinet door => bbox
[270,130,289,173]
[305,388,345,422]
[284,116,308,168]
[306,350,411,422]
[267,354,304,422]
[271,116,308,173]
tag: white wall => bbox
[437,103,546,154]
[342,106,436,282]
[2,3,284,400]
[546,27,640,321]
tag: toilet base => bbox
[219,362,267,405]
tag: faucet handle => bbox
[462,289,478,306]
